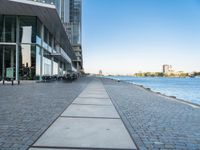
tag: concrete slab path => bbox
[29,79,137,150]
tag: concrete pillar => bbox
[62,63,64,75]
[15,16,19,81]
[40,24,44,81]
[2,47,5,80]
[58,61,60,75]
[77,62,79,71]
[51,36,54,76]
[11,48,14,68]
[51,57,53,76]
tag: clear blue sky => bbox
[82,0,200,75]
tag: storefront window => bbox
[19,44,36,80]
[43,50,51,75]
[53,58,58,75]
[0,45,16,80]
[36,46,41,77]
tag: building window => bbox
[19,16,37,44]
[5,16,16,43]
[36,19,42,46]
[43,27,49,50]
[53,58,58,75]
[0,45,16,80]
[0,15,3,42]
[43,50,51,75]
[19,45,36,80]
[35,46,41,78]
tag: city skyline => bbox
[82,0,200,75]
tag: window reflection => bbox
[36,46,41,77]
[21,44,31,67]
[19,16,36,43]
[21,26,32,43]
[43,51,51,75]
[19,45,36,80]
[53,58,58,75]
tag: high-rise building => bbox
[163,65,172,74]
[28,0,83,73]
[59,0,83,73]
[99,70,103,76]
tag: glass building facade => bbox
[0,14,73,81]
[27,0,83,73]
[64,0,83,72]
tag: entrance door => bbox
[0,45,16,80]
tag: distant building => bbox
[99,70,103,76]
[163,65,172,74]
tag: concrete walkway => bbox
[29,79,136,150]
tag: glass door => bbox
[0,45,16,81]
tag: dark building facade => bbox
[0,0,77,81]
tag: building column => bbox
[51,57,53,76]
[66,62,71,72]
[40,24,44,81]
[11,48,14,68]
[15,16,19,82]
[62,63,64,75]
[58,61,60,75]
[77,61,79,72]
[51,36,54,76]
[2,46,5,80]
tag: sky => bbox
[82,0,200,75]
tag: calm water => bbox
[106,76,200,105]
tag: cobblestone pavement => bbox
[0,77,90,150]
[102,78,200,150]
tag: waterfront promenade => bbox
[0,77,200,150]
[0,78,90,150]
[102,78,200,150]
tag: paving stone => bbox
[29,148,83,150]
[33,117,136,149]
[61,104,120,118]
[72,97,113,105]
[78,93,110,98]
[0,78,90,150]
[102,78,200,150]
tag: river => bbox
[106,76,200,105]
